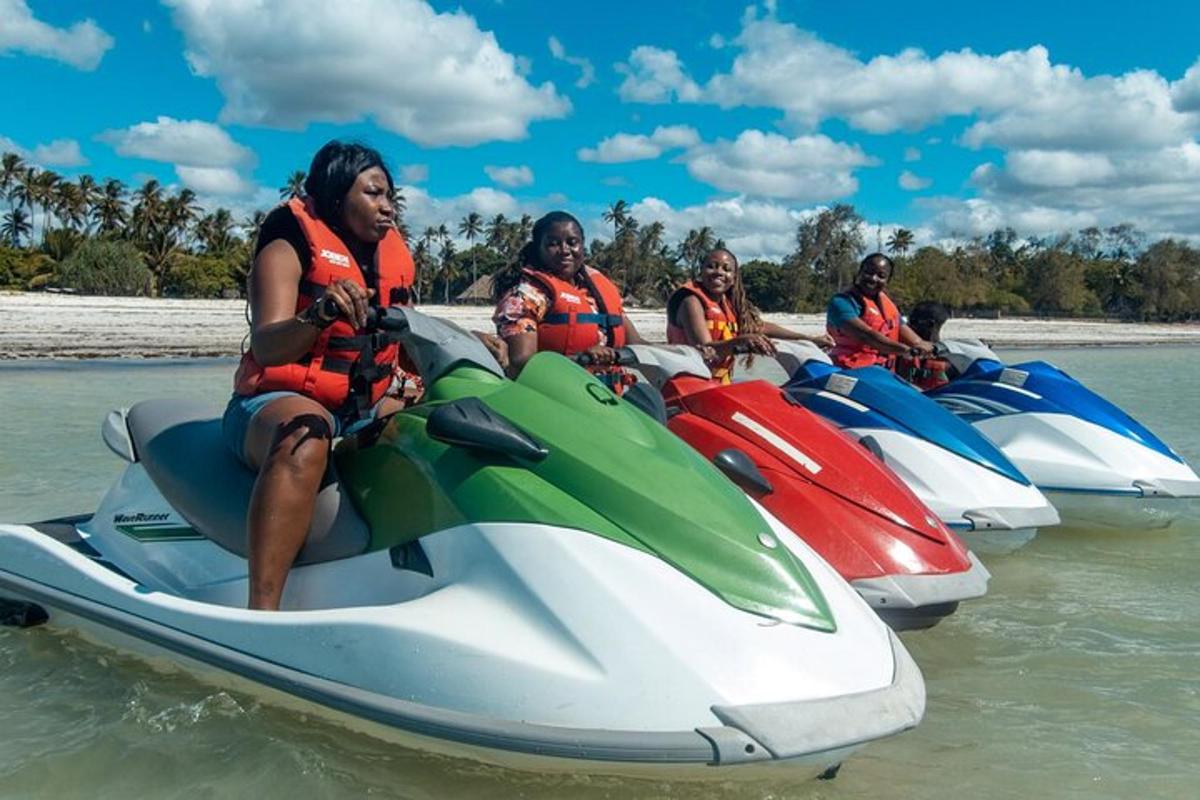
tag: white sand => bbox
[2,291,1198,360]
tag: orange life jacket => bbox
[234,197,415,417]
[896,354,952,390]
[523,266,630,391]
[827,290,901,369]
[666,281,738,383]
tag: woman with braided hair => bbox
[492,210,646,390]
[667,248,833,382]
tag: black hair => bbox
[697,247,763,335]
[908,301,950,340]
[303,140,394,226]
[858,252,895,279]
[493,211,585,301]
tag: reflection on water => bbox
[1,348,1198,799]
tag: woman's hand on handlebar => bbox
[908,340,935,357]
[732,333,777,356]
[810,332,835,350]
[579,345,620,366]
[320,280,375,329]
[472,331,509,369]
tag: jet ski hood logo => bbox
[113,512,169,523]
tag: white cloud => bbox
[1171,58,1200,112]
[164,0,570,147]
[919,141,1200,240]
[959,69,1192,152]
[0,0,113,70]
[400,164,429,184]
[898,170,932,191]
[484,164,534,188]
[614,8,1200,241]
[578,125,699,163]
[999,150,1116,188]
[622,195,808,261]
[682,130,876,201]
[903,147,921,162]
[618,12,1199,154]
[616,46,702,103]
[174,165,255,196]
[548,35,595,89]
[403,186,524,237]
[98,117,253,168]
[0,135,87,167]
[98,117,260,197]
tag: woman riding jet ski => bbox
[613,344,989,631]
[928,338,1200,529]
[774,339,1060,552]
[0,308,924,779]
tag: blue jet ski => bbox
[928,339,1200,529]
[773,341,1060,551]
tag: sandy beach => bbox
[2,291,1198,360]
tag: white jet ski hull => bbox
[972,412,1200,530]
[0,467,923,778]
[844,427,1060,553]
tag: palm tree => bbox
[411,238,433,302]
[75,175,100,233]
[130,178,164,241]
[197,207,237,256]
[54,180,87,232]
[603,200,629,242]
[241,209,266,242]
[1,152,25,207]
[437,238,458,304]
[887,228,915,257]
[485,213,508,247]
[28,168,61,243]
[389,185,406,226]
[93,179,127,236]
[1,207,31,247]
[458,211,484,290]
[279,170,306,200]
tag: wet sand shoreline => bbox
[3,292,1198,359]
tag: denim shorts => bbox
[222,391,378,465]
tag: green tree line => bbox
[3,152,1198,320]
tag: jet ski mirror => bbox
[712,448,773,496]
[772,340,831,379]
[426,397,549,462]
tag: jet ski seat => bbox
[124,399,371,565]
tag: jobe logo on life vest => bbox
[559,291,582,304]
[319,248,351,268]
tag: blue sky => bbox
[3,0,1200,259]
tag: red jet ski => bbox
[623,345,990,630]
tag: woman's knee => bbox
[265,413,332,476]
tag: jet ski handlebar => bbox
[572,348,639,367]
[363,305,411,333]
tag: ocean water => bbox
[1,348,1198,799]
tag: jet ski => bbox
[928,338,1200,529]
[615,345,988,631]
[0,308,923,779]
[774,340,1060,552]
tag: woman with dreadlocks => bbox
[667,248,833,382]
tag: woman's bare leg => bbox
[242,396,335,610]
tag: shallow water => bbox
[1,348,1198,799]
